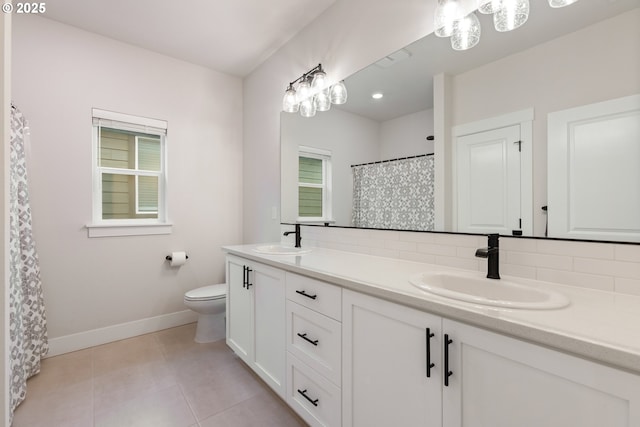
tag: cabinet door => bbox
[443,319,640,427]
[343,290,442,427]
[253,262,286,397]
[226,255,253,364]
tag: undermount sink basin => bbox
[253,245,312,255]
[409,271,569,310]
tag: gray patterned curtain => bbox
[9,105,48,421]
[352,155,434,231]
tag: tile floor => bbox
[12,323,307,427]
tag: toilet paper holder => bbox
[166,254,189,261]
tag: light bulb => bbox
[297,79,312,103]
[548,0,579,7]
[282,85,298,113]
[300,97,317,118]
[330,81,348,105]
[434,0,466,38]
[478,0,502,14]
[451,12,481,51]
[494,0,529,32]
[315,90,331,112]
[311,70,328,92]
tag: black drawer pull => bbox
[297,389,319,407]
[444,334,453,387]
[245,267,253,289]
[295,290,317,300]
[242,266,247,288]
[297,333,319,346]
[426,328,435,378]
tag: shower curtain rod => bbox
[351,152,433,168]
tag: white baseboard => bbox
[46,310,198,357]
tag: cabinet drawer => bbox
[287,353,341,427]
[287,301,341,386]
[286,272,342,321]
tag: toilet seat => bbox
[184,284,226,302]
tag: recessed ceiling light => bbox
[372,92,384,99]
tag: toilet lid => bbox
[185,284,226,301]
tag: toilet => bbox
[183,284,226,343]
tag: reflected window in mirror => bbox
[298,146,332,222]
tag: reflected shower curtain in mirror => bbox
[9,105,48,420]
[352,155,434,230]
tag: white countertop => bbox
[223,243,640,375]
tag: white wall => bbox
[281,108,380,225]
[450,9,640,236]
[12,16,243,348]
[380,108,434,159]
[243,0,438,243]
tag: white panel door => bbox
[442,319,640,427]
[342,290,442,427]
[548,94,640,242]
[456,125,521,234]
[226,255,253,364]
[253,262,287,397]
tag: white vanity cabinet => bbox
[285,272,343,427]
[225,255,286,397]
[342,289,640,427]
[443,319,640,427]
[342,289,442,427]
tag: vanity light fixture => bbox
[437,0,580,51]
[451,11,481,50]
[282,64,347,117]
[493,0,530,32]
[548,0,580,7]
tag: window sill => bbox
[86,222,173,238]
[296,219,336,225]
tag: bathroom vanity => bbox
[223,245,640,427]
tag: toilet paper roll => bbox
[169,251,187,267]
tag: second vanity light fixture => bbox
[434,0,581,51]
[282,63,347,118]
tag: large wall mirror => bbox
[281,0,640,242]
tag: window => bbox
[298,146,332,222]
[88,109,170,237]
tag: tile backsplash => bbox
[281,225,640,296]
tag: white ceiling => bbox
[41,0,337,77]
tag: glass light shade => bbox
[297,79,313,103]
[494,0,529,32]
[282,86,299,113]
[548,0,579,7]
[315,90,331,112]
[311,70,328,92]
[330,81,348,105]
[478,0,502,14]
[434,0,467,38]
[300,97,317,118]
[451,12,481,51]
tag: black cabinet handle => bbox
[297,332,319,346]
[426,328,435,378]
[295,290,317,300]
[444,334,453,387]
[245,267,253,289]
[297,389,319,407]
[242,266,247,288]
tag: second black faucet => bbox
[475,233,500,279]
[283,224,302,248]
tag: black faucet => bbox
[475,234,500,279]
[283,224,301,248]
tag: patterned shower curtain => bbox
[352,155,435,231]
[9,105,48,420]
